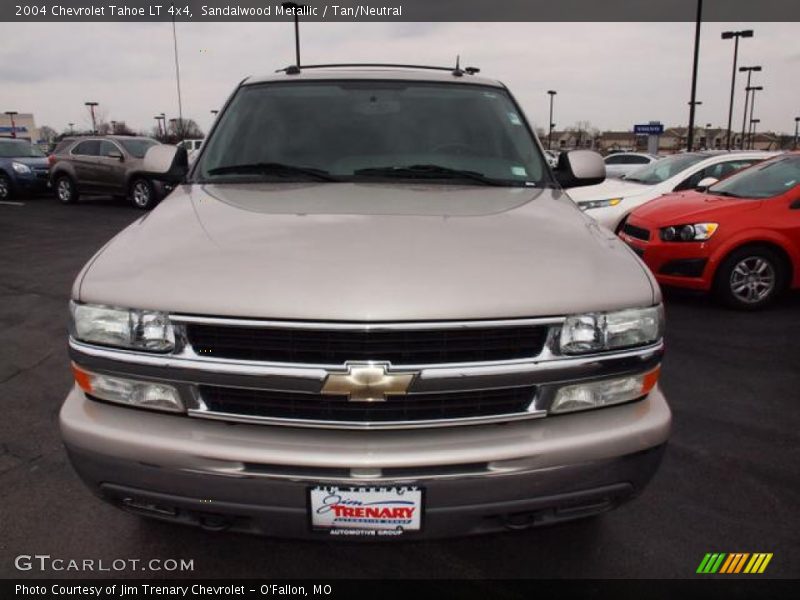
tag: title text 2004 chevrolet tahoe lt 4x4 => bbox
[61,65,670,539]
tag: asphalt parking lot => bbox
[1,194,798,580]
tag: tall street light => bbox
[746,86,763,149]
[739,66,761,149]
[750,118,760,148]
[686,0,703,151]
[84,102,99,133]
[4,111,18,138]
[68,122,74,135]
[721,29,753,150]
[547,90,557,150]
[153,116,164,138]
[795,117,799,150]
[687,100,702,149]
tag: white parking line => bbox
[0,201,25,206]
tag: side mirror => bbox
[142,144,188,184]
[555,150,606,188]
[107,149,123,161]
[696,177,718,192]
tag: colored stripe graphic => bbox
[698,552,772,574]
[697,553,727,573]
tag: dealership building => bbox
[0,113,41,143]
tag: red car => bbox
[619,153,800,309]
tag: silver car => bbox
[604,152,659,179]
[61,65,670,539]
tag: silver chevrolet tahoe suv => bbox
[61,65,670,539]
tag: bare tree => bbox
[39,125,57,143]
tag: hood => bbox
[630,190,761,225]
[565,178,651,202]
[77,183,655,321]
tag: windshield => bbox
[709,155,800,199]
[117,138,158,159]
[196,81,547,186]
[0,139,45,158]
[624,153,707,184]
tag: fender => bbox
[708,228,799,288]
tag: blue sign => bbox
[634,124,664,135]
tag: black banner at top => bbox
[3,0,800,22]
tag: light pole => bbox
[686,0,703,151]
[547,90,557,150]
[687,101,702,149]
[110,120,117,134]
[721,30,753,150]
[84,102,98,133]
[795,117,799,150]
[739,66,761,149]
[281,2,305,68]
[750,118,760,148]
[4,111,18,138]
[746,86,763,149]
[154,116,163,139]
[68,122,74,135]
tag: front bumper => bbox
[13,172,50,194]
[60,384,671,539]
[620,225,715,291]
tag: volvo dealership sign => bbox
[634,123,665,135]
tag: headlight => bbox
[660,223,718,242]
[551,367,660,414]
[559,305,663,355]
[69,301,175,352]
[72,364,183,412]
[577,198,623,211]
[12,161,32,174]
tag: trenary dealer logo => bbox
[696,553,773,574]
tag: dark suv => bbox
[50,136,165,209]
[0,138,50,201]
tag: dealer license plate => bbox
[309,486,423,534]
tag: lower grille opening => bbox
[199,385,537,423]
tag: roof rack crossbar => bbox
[276,63,481,75]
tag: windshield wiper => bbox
[352,164,511,186]
[206,162,338,182]
[714,190,744,198]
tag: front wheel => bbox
[55,175,78,204]
[715,247,786,310]
[0,173,12,201]
[129,178,156,210]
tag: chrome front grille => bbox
[198,384,538,425]
[185,321,549,365]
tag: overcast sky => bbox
[2,21,798,136]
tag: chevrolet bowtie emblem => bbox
[321,364,416,402]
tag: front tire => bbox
[55,175,78,204]
[129,178,156,210]
[0,173,12,201]
[715,246,786,310]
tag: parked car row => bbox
[616,153,800,310]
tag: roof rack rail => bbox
[276,63,481,77]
